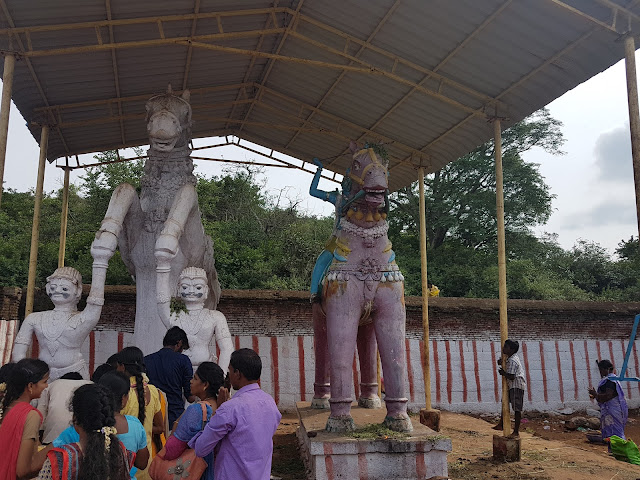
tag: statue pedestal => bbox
[296,402,451,480]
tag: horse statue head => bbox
[341,140,390,224]
[145,85,192,153]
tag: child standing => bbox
[493,339,526,437]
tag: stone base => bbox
[311,397,330,409]
[326,415,356,432]
[297,401,451,480]
[420,408,441,432]
[492,434,521,462]
[383,414,413,432]
[358,396,382,409]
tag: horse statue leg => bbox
[155,183,198,265]
[373,285,413,432]
[93,183,141,270]
[356,322,382,408]
[324,289,361,432]
[311,303,330,408]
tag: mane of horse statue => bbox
[92,85,220,354]
[311,142,413,433]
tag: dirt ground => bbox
[271,410,640,480]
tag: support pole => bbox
[624,36,640,254]
[493,118,511,437]
[0,54,16,209]
[58,166,70,267]
[418,167,431,410]
[417,167,440,431]
[25,125,49,318]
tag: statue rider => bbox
[308,155,364,303]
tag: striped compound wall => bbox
[76,331,640,414]
[3,289,640,414]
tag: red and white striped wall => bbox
[65,332,640,413]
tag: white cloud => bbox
[594,125,634,183]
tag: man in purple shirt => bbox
[189,348,281,480]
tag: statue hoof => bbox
[325,415,356,433]
[358,396,382,409]
[90,231,118,264]
[311,397,330,409]
[155,234,179,260]
[383,414,414,433]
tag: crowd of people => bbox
[0,327,281,480]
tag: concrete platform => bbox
[296,402,451,480]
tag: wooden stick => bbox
[25,125,49,317]
[0,53,15,209]
[494,118,510,437]
[418,167,432,410]
[58,167,70,267]
[624,35,640,255]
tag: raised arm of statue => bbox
[79,228,118,331]
[309,158,339,205]
[11,314,35,361]
[214,312,233,372]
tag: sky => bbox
[2,54,639,256]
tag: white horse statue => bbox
[92,86,220,354]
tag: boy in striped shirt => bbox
[493,339,526,437]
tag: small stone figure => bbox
[156,266,233,371]
[12,236,115,380]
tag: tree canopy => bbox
[1,109,638,301]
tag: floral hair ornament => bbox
[0,382,6,393]
[100,426,118,451]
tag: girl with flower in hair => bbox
[0,358,51,480]
[38,383,135,480]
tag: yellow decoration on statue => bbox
[381,213,387,220]
[374,212,381,221]
[365,212,374,222]
[347,209,354,218]
[355,210,364,220]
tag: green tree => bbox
[389,109,563,250]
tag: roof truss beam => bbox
[186,41,486,116]
[0,0,70,154]
[330,0,513,169]
[0,7,291,35]
[283,0,402,151]
[234,0,306,135]
[32,82,256,114]
[548,0,640,35]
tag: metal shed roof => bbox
[0,0,638,192]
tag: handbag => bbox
[149,402,209,480]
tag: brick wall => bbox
[3,286,640,413]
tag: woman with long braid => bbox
[52,371,150,479]
[38,383,135,480]
[118,347,163,480]
[0,358,52,480]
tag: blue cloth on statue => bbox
[310,249,334,295]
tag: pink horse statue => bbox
[310,142,412,433]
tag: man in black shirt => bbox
[145,326,195,426]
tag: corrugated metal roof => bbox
[0,0,637,191]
